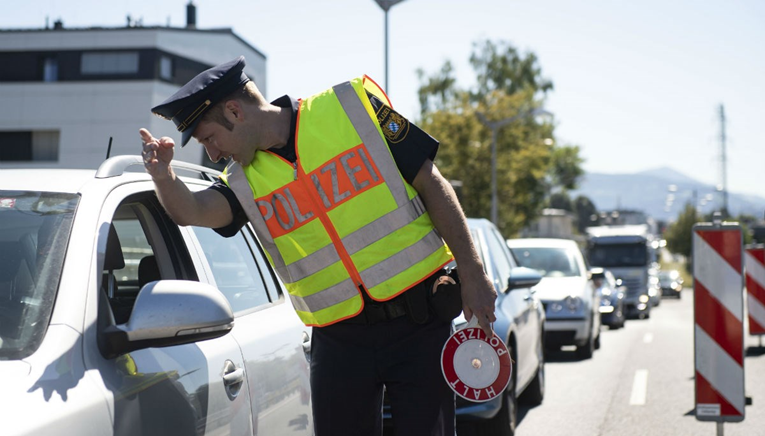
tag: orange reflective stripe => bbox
[255,144,384,238]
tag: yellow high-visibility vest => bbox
[224,76,453,326]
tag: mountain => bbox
[570,168,765,223]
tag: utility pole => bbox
[719,104,729,217]
[373,0,406,93]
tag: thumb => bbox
[463,307,474,324]
[158,136,175,149]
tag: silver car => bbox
[456,218,545,436]
[507,238,601,360]
[0,156,313,435]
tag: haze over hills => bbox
[571,167,765,223]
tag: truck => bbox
[584,224,660,319]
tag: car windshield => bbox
[587,243,648,268]
[509,246,581,278]
[658,270,679,284]
[0,191,79,360]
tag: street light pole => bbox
[477,108,552,225]
[373,0,406,92]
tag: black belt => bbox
[341,294,409,325]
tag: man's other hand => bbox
[460,270,498,338]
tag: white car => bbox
[507,238,601,359]
[0,156,313,435]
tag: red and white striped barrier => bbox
[692,224,745,422]
[745,247,765,336]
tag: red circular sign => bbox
[441,327,512,403]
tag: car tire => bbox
[594,330,601,350]
[575,322,595,360]
[520,334,545,406]
[478,349,517,436]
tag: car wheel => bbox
[520,333,545,406]
[478,349,517,436]
[575,323,594,360]
[594,330,601,350]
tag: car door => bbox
[482,226,537,385]
[84,185,253,436]
[186,224,313,436]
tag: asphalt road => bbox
[515,289,765,436]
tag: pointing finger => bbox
[139,128,156,144]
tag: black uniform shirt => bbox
[209,92,438,237]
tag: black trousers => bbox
[310,314,455,436]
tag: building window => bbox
[160,56,173,80]
[81,52,139,75]
[0,131,59,162]
[43,57,58,82]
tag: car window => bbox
[112,219,154,292]
[104,202,164,324]
[0,191,78,360]
[485,229,513,289]
[191,226,272,314]
[510,246,582,278]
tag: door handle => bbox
[302,331,312,363]
[222,360,244,400]
[223,368,244,385]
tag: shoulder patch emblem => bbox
[378,107,410,144]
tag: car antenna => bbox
[105,137,113,160]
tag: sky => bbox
[3,0,764,199]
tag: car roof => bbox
[506,238,579,249]
[465,217,494,230]
[0,157,218,194]
[0,169,97,193]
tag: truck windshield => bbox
[0,191,79,360]
[587,243,647,268]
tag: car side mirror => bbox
[507,267,543,291]
[100,280,234,359]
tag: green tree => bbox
[549,192,573,211]
[549,145,585,192]
[416,40,579,237]
[664,202,700,260]
[573,195,598,234]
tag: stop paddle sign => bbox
[441,317,512,402]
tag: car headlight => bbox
[564,296,582,312]
[639,294,650,303]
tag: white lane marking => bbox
[630,369,649,405]
[643,333,653,343]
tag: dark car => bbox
[591,268,626,329]
[658,269,684,299]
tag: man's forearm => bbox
[153,170,201,226]
[413,162,484,277]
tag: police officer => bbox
[140,56,496,436]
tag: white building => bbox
[0,4,266,171]
[522,208,577,240]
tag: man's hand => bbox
[140,128,175,181]
[460,269,498,337]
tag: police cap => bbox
[151,56,250,146]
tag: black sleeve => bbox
[367,92,439,184]
[208,179,249,238]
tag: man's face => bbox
[193,119,254,166]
